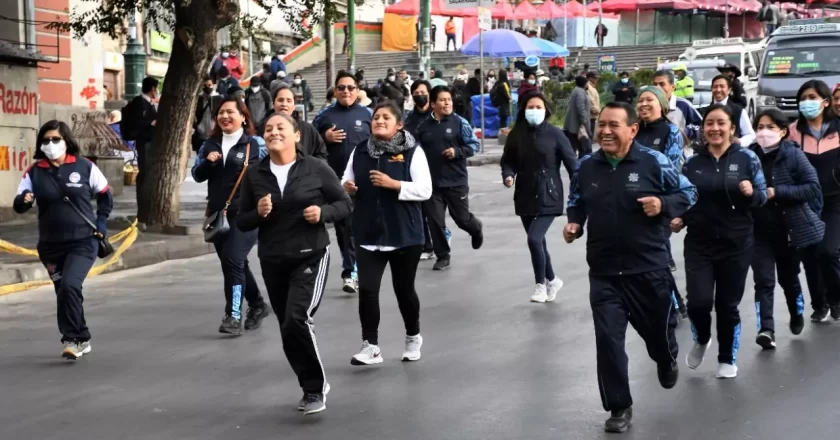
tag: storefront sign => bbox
[104,52,124,71]
[597,54,617,74]
[150,31,173,54]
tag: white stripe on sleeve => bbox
[16,172,32,195]
[89,163,110,194]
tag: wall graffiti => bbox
[0,144,34,173]
[80,78,101,110]
[0,82,38,116]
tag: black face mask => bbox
[413,94,429,108]
[202,87,213,95]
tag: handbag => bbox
[45,172,114,259]
[203,142,251,243]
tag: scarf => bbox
[367,129,414,159]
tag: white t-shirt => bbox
[270,160,296,195]
[220,128,244,165]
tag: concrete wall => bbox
[0,63,39,209]
[34,0,73,105]
[69,0,104,109]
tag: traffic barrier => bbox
[0,220,139,296]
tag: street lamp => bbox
[123,10,147,100]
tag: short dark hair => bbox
[141,77,159,94]
[250,75,260,85]
[35,120,80,159]
[619,71,629,77]
[474,68,481,76]
[263,112,299,136]
[335,70,357,87]
[712,75,732,89]
[272,83,293,101]
[586,71,598,80]
[601,102,638,126]
[325,86,335,101]
[202,75,213,83]
[210,97,256,138]
[430,85,452,103]
[218,66,230,78]
[653,70,675,85]
[410,79,432,95]
[754,107,789,137]
[373,101,404,124]
[513,90,552,127]
[583,63,590,69]
[701,103,736,127]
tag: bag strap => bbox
[223,141,251,212]
[43,167,99,232]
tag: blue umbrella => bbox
[530,38,569,58]
[460,29,542,58]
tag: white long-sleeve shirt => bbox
[342,146,432,252]
[714,98,756,147]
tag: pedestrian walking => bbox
[313,71,373,293]
[341,101,432,365]
[415,85,485,271]
[445,17,457,51]
[564,76,593,159]
[565,102,697,433]
[489,69,511,128]
[500,91,577,303]
[13,120,114,360]
[586,72,601,136]
[237,112,351,415]
[748,108,823,349]
[193,76,221,153]
[612,72,637,105]
[245,76,272,127]
[673,104,768,379]
[257,83,328,160]
[786,80,840,322]
[192,98,270,335]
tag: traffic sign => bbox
[478,7,491,31]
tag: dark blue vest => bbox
[351,146,424,248]
[28,156,98,244]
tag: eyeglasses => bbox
[41,137,62,145]
[337,85,357,92]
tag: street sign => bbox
[478,8,491,31]
[597,54,616,74]
[445,0,496,10]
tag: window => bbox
[763,46,840,76]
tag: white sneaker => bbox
[402,334,423,361]
[420,251,434,260]
[686,341,712,370]
[350,341,383,366]
[546,278,564,302]
[61,341,92,361]
[342,278,357,294]
[530,283,548,303]
[716,363,738,379]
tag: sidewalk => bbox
[467,139,503,167]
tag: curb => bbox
[467,154,502,167]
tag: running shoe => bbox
[302,392,326,415]
[218,315,244,336]
[402,334,423,361]
[669,258,677,272]
[351,341,383,366]
[604,407,632,433]
[686,341,711,369]
[244,304,270,331]
[716,363,738,379]
[657,360,679,389]
[471,219,484,250]
[678,306,689,321]
[420,251,434,260]
[433,258,451,271]
[546,278,564,302]
[299,383,330,412]
[530,283,548,303]
[811,307,830,322]
[831,304,840,321]
[342,278,358,294]
[61,341,91,361]
[755,330,776,350]
[790,314,805,335]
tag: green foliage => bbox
[630,69,656,89]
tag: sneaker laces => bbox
[405,336,421,351]
[359,342,378,357]
[304,393,321,404]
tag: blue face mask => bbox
[525,108,546,126]
[799,99,825,120]
[621,78,629,84]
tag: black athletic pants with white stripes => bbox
[590,269,679,412]
[260,248,330,394]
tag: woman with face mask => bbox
[13,120,114,360]
[787,79,840,322]
[500,91,578,302]
[237,113,351,415]
[192,98,269,336]
[517,72,539,98]
[341,101,432,366]
[672,104,768,379]
[747,108,823,349]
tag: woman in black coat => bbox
[500,91,578,303]
[749,108,824,348]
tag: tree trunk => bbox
[136,0,237,226]
[324,0,334,87]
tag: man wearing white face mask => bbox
[245,75,272,125]
[290,73,314,119]
[500,91,577,303]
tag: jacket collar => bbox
[593,142,644,163]
[639,117,669,130]
[36,154,77,168]
[697,142,742,158]
[208,132,250,148]
[258,152,304,173]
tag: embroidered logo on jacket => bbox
[390,153,405,163]
[67,172,83,188]
[628,173,639,183]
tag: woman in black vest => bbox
[341,101,432,366]
[13,120,113,360]
[192,98,269,335]
[500,91,577,303]
[238,113,351,415]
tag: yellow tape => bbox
[0,220,139,296]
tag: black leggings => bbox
[357,245,423,345]
[520,216,556,284]
[801,194,840,311]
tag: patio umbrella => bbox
[530,37,570,57]
[461,28,542,57]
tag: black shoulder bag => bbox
[44,171,115,259]
[203,142,251,243]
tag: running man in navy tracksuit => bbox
[634,85,688,319]
[672,104,768,380]
[13,120,113,360]
[312,70,373,293]
[193,98,269,335]
[748,108,824,349]
[565,102,698,433]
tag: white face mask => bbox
[41,140,67,160]
[221,52,229,58]
[251,86,260,92]
[293,79,302,85]
[387,75,395,82]
[756,129,783,152]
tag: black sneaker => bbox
[471,220,484,250]
[433,258,451,271]
[302,392,326,415]
[657,360,679,389]
[790,314,805,335]
[244,304,270,331]
[669,258,677,272]
[755,330,776,350]
[811,308,830,323]
[604,407,632,433]
[678,305,688,321]
[218,315,244,336]
[831,305,840,321]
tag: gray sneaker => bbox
[302,392,326,415]
[686,341,711,370]
[61,341,92,360]
[402,334,423,361]
[298,383,330,411]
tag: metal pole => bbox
[724,0,730,38]
[421,0,431,78]
[564,1,568,47]
[349,0,356,72]
[247,0,253,76]
[583,0,587,48]
[124,10,146,100]
[635,9,639,45]
[480,29,485,154]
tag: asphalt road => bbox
[3,166,840,440]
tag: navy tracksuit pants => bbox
[800,194,840,311]
[751,228,805,333]
[590,269,679,411]
[213,213,264,320]
[38,238,98,343]
[685,237,753,365]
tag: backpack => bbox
[759,7,772,22]
[490,83,507,108]
[120,98,142,141]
